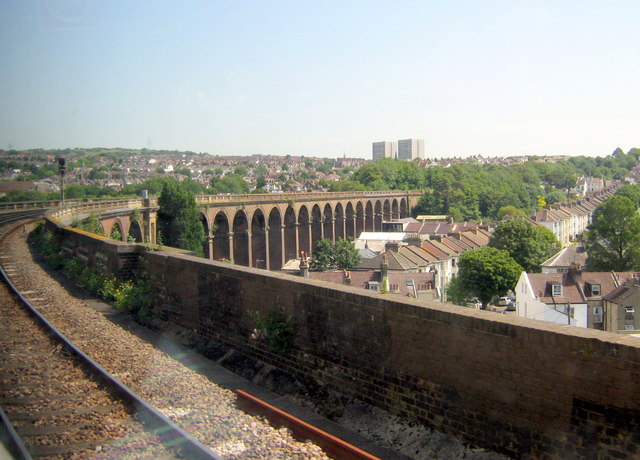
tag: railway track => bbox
[0,216,220,460]
[0,211,390,460]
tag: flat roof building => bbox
[372,141,396,161]
[397,139,424,160]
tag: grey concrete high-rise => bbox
[372,141,396,161]
[397,139,424,160]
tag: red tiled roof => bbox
[308,270,434,296]
[0,181,35,193]
[527,273,585,303]
[402,245,438,264]
[428,239,457,256]
[526,271,638,304]
[421,240,449,259]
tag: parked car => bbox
[466,298,481,308]
[497,297,510,306]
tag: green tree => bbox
[254,165,268,176]
[496,205,526,220]
[489,218,560,273]
[457,247,522,308]
[615,184,640,208]
[89,169,108,180]
[210,174,250,194]
[584,196,640,271]
[334,238,361,270]
[110,225,122,241]
[445,276,469,306]
[310,238,360,271]
[157,181,205,255]
[256,175,267,189]
[310,239,336,271]
[327,180,368,192]
[0,190,49,202]
[234,166,248,176]
[73,214,104,235]
[545,189,567,206]
[181,178,205,195]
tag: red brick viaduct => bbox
[47,190,420,270]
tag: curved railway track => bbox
[0,211,390,460]
[0,216,220,459]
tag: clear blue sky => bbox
[1,1,639,158]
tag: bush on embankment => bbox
[28,223,153,321]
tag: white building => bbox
[372,141,396,161]
[515,271,586,327]
[397,139,424,160]
[515,269,637,330]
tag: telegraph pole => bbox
[58,157,66,204]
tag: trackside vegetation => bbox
[28,223,154,323]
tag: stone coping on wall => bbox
[153,247,640,355]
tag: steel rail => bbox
[0,216,222,460]
[237,389,381,460]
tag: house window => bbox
[625,324,635,331]
[625,307,635,322]
[552,284,562,297]
[367,281,379,291]
[593,307,603,323]
[591,284,601,296]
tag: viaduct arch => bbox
[197,191,419,270]
[60,191,420,271]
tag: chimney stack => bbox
[385,241,401,253]
[299,251,309,278]
[568,263,582,285]
[381,254,388,281]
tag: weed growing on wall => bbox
[114,280,150,314]
[250,303,295,355]
[70,214,105,236]
[28,223,153,320]
[28,223,65,268]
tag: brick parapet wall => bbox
[46,222,640,458]
[44,218,144,279]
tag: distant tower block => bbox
[397,139,424,160]
[372,141,396,161]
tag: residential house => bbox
[355,232,406,253]
[602,279,640,334]
[307,256,437,300]
[530,190,613,246]
[541,245,588,273]
[515,268,637,331]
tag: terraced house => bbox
[515,267,640,335]
[530,188,615,245]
